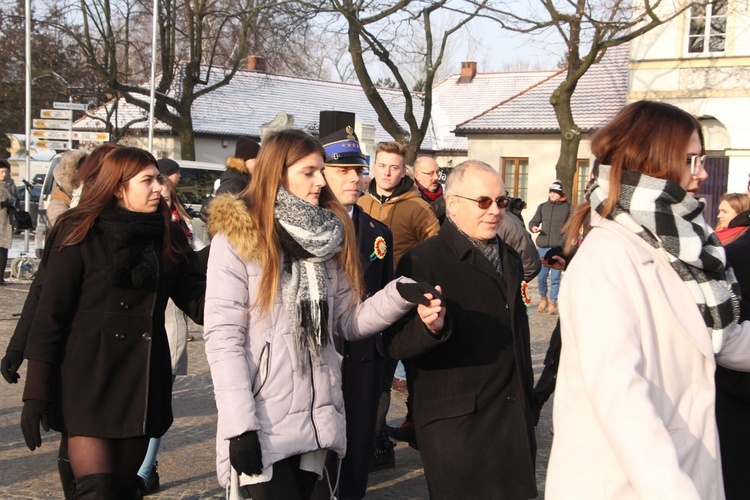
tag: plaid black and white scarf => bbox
[275,186,343,368]
[588,165,740,353]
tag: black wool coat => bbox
[23,220,205,439]
[715,212,750,500]
[325,205,394,499]
[384,221,537,500]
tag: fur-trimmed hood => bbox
[225,156,247,174]
[54,150,88,195]
[207,194,259,261]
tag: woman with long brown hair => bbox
[204,129,442,499]
[546,101,750,498]
[20,146,205,498]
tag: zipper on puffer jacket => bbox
[253,342,271,397]
[309,352,322,449]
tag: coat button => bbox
[115,333,126,341]
[506,394,517,403]
[120,302,130,310]
[144,244,154,252]
[142,332,152,341]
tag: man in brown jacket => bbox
[358,142,439,267]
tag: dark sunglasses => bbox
[453,194,510,209]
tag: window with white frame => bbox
[688,0,727,54]
[501,157,528,201]
[572,160,590,206]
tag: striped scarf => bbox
[588,165,740,353]
[275,186,343,368]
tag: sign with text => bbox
[72,131,110,142]
[33,119,71,130]
[33,140,69,150]
[53,102,89,111]
[31,129,71,140]
[40,109,73,120]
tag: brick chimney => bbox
[247,55,267,72]
[458,61,477,84]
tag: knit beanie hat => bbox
[549,180,564,196]
[157,158,180,176]
[235,136,260,161]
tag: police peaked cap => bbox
[320,127,368,168]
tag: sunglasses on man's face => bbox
[453,194,510,209]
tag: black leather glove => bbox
[1,350,23,383]
[229,431,263,476]
[21,399,50,451]
[0,200,8,209]
[397,281,443,306]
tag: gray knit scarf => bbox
[588,165,740,353]
[275,186,343,368]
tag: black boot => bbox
[58,457,76,500]
[74,473,118,499]
[0,247,7,284]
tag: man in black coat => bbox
[384,160,537,500]
[310,128,394,500]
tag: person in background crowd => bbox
[385,160,537,500]
[134,171,204,496]
[203,128,438,500]
[532,167,599,426]
[0,160,18,285]
[547,100,750,499]
[357,141,440,467]
[413,156,445,224]
[47,150,88,227]
[715,193,750,242]
[19,147,205,498]
[497,210,541,282]
[529,180,571,315]
[309,128,395,500]
[158,158,182,187]
[216,136,260,195]
[716,208,750,499]
[157,158,198,344]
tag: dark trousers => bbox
[241,455,318,500]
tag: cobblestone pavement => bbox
[0,269,557,499]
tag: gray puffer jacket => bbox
[528,200,571,248]
[204,195,414,488]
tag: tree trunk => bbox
[550,81,581,198]
[178,109,196,161]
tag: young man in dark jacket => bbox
[529,180,571,315]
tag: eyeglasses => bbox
[453,194,510,209]
[687,155,707,176]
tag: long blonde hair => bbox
[242,129,363,313]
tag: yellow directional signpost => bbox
[31,102,109,151]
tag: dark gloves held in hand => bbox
[397,281,443,306]
[1,197,17,209]
[229,431,263,476]
[1,350,23,383]
[21,399,50,451]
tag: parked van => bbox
[34,155,224,257]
